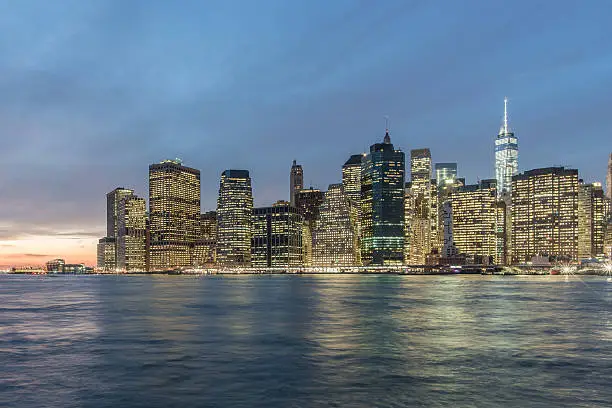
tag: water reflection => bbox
[0,275,610,408]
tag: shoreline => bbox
[3,270,611,277]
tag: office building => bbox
[217,170,253,266]
[149,159,201,270]
[451,179,505,264]
[342,154,363,204]
[495,97,519,198]
[290,160,303,206]
[435,163,457,193]
[106,187,134,238]
[252,202,303,268]
[313,184,360,266]
[409,149,439,261]
[511,167,579,263]
[361,130,405,265]
[192,211,217,267]
[117,194,147,271]
[97,237,116,271]
[578,182,610,259]
[295,187,325,266]
[607,153,612,200]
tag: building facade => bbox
[578,182,610,259]
[495,98,519,198]
[313,184,360,266]
[148,159,201,270]
[511,167,579,263]
[409,149,439,262]
[607,153,612,201]
[96,237,116,271]
[435,163,457,193]
[295,187,325,266]
[192,211,217,267]
[117,194,147,271]
[252,202,303,268]
[106,187,134,238]
[217,170,253,266]
[361,130,405,265]
[451,179,505,264]
[290,160,303,206]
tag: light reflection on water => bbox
[0,274,610,407]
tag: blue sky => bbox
[1,0,611,264]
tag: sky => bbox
[1,0,611,267]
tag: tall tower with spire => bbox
[360,127,405,265]
[495,97,519,198]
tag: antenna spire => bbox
[503,97,509,134]
[383,115,391,143]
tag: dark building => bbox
[361,130,405,265]
[252,202,303,268]
[290,160,304,207]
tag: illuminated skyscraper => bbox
[107,187,134,238]
[607,153,612,200]
[252,202,303,268]
[217,170,253,266]
[191,211,217,267]
[409,149,439,261]
[495,97,519,198]
[512,167,579,263]
[313,184,360,266]
[96,237,116,271]
[578,182,610,259]
[290,160,303,206]
[342,155,363,204]
[148,159,201,270]
[295,187,325,266]
[361,130,405,265]
[450,179,505,264]
[117,194,147,271]
[435,163,457,193]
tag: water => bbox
[0,274,611,407]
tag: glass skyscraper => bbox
[495,97,518,198]
[361,130,405,265]
[251,202,303,268]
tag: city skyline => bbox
[2,1,612,267]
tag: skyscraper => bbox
[435,163,457,193]
[342,154,363,204]
[106,187,134,238]
[252,202,303,268]
[607,153,612,200]
[495,97,519,198]
[409,149,439,262]
[148,159,201,270]
[512,167,579,263]
[217,170,253,267]
[295,187,325,266]
[117,194,147,271]
[191,211,217,267]
[313,184,360,266]
[290,160,303,206]
[578,182,610,259]
[96,237,116,271]
[450,179,505,264]
[361,130,405,265]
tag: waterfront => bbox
[1,274,611,407]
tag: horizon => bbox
[2,0,612,267]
